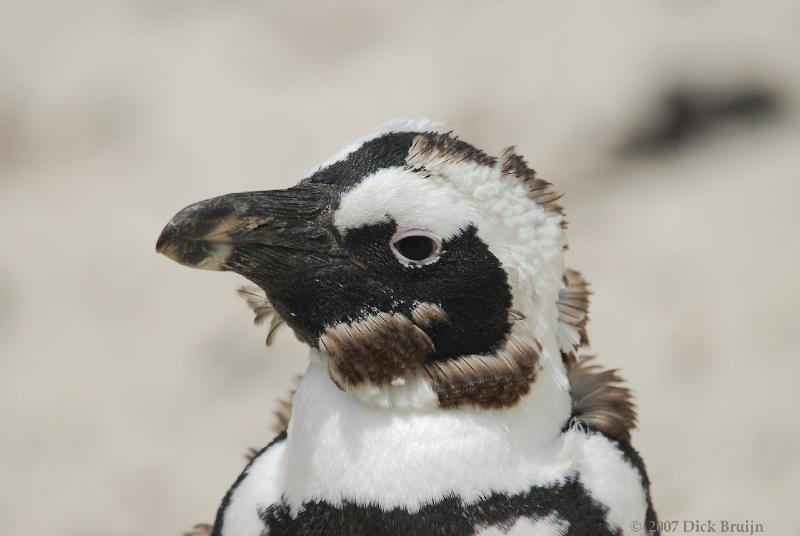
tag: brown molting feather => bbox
[182,523,212,536]
[244,396,292,463]
[272,396,293,435]
[271,380,298,435]
[244,377,299,463]
[558,269,592,367]
[407,132,498,170]
[406,136,565,220]
[508,308,526,320]
[244,393,291,461]
[424,335,541,409]
[238,286,286,346]
[410,302,449,328]
[567,356,637,442]
[561,352,578,369]
[320,312,434,388]
[499,147,565,217]
[319,304,540,409]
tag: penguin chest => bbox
[215,430,650,536]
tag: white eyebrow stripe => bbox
[333,167,475,240]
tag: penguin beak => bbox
[156,182,336,275]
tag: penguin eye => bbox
[390,230,442,267]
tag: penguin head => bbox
[158,121,578,409]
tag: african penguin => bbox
[157,120,658,536]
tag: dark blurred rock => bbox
[620,86,781,156]
[0,102,27,168]
[0,274,14,335]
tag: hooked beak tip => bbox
[156,219,232,271]
[155,222,177,254]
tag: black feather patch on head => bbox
[303,132,419,192]
[323,222,513,362]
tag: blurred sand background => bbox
[1,1,798,534]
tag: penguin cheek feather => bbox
[320,312,435,388]
[335,221,513,361]
[300,219,516,400]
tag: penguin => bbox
[157,120,658,536]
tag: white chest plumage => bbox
[217,358,649,536]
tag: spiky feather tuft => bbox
[557,269,592,365]
[498,146,565,217]
[567,356,637,441]
[237,286,286,346]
